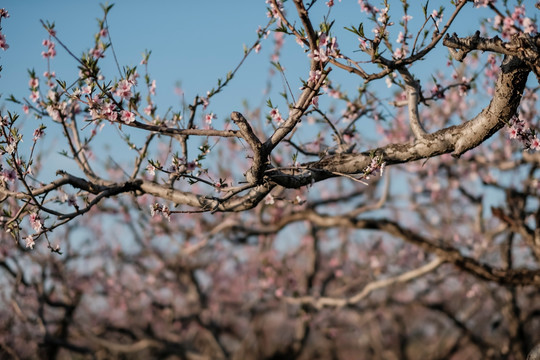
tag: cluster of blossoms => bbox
[493,5,537,38]
[88,97,135,124]
[308,32,340,63]
[150,203,171,221]
[508,115,540,151]
[0,8,9,50]
[269,108,284,124]
[46,97,70,121]
[266,0,284,19]
[41,38,56,58]
[83,77,137,124]
[358,0,377,16]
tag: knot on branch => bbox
[443,30,485,61]
[231,111,268,184]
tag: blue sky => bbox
[1,1,274,115]
[1,0,512,118]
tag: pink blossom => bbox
[128,72,139,86]
[30,91,39,103]
[33,127,44,141]
[522,17,537,34]
[308,70,322,83]
[24,236,35,250]
[512,5,525,22]
[531,137,540,151]
[0,32,9,51]
[146,164,156,176]
[99,28,108,38]
[326,0,334,7]
[393,47,404,59]
[149,80,156,95]
[90,47,104,59]
[358,37,367,49]
[115,79,133,100]
[144,104,153,116]
[81,85,92,95]
[377,7,389,23]
[311,96,319,108]
[358,0,375,15]
[266,0,283,18]
[255,43,262,53]
[319,33,328,47]
[101,102,117,121]
[205,113,216,125]
[508,127,519,139]
[1,169,16,182]
[431,84,445,99]
[186,161,197,171]
[46,105,60,121]
[22,105,29,114]
[264,194,275,205]
[396,31,405,44]
[328,88,341,98]
[431,10,443,26]
[270,108,284,123]
[120,110,135,124]
[29,213,43,232]
[202,96,209,110]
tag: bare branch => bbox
[284,257,444,309]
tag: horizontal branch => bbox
[127,120,240,138]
